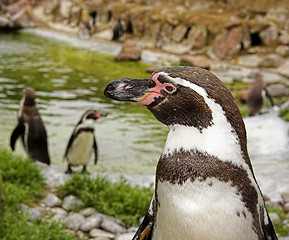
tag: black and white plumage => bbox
[112,19,125,41]
[104,66,278,240]
[64,109,101,174]
[10,87,50,165]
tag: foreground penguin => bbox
[64,109,101,174]
[10,87,50,165]
[104,66,278,240]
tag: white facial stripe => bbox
[158,72,244,166]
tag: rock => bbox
[280,101,289,110]
[186,25,207,50]
[282,192,289,203]
[89,228,115,239]
[238,54,262,68]
[212,27,242,59]
[65,213,85,230]
[50,207,68,222]
[269,212,280,223]
[278,59,289,78]
[28,207,42,222]
[75,230,86,240]
[259,25,279,46]
[279,237,289,240]
[0,16,10,27]
[276,45,289,57]
[100,218,127,234]
[115,41,141,62]
[146,66,163,73]
[225,16,242,29]
[161,43,191,55]
[62,195,83,211]
[80,214,102,232]
[43,193,62,207]
[79,207,96,217]
[59,0,73,21]
[265,8,289,29]
[18,203,29,213]
[258,54,283,68]
[266,84,289,98]
[171,24,187,43]
[115,232,135,240]
[279,34,289,45]
[180,55,211,69]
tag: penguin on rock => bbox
[10,87,50,165]
[104,66,278,240]
[64,109,101,174]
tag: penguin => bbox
[64,109,101,174]
[247,74,274,116]
[10,87,50,165]
[104,66,278,240]
[112,19,125,41]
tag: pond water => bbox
[0,31,166,174]
[0,30,288,200]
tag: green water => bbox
[0,31,167,173]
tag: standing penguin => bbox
[247,74,274,116]
[112,19,125,41]
[10,87,50,165]
[64,109,101,174]
[104,66,278,240]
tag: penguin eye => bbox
[164,84,176,94]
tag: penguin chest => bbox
[67,132,94,166]
[153,179,258,240]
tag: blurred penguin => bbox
[247,74,274,116]
[10,87,50,165]
[64,109,101,174]
[112,19,125,41]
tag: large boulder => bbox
[115,41,141,61]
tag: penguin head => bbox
[23,87,36,106]
[105,66,242,129]
[81,109,101,121]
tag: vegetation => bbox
[1,147,288,237]
[279,108,289,121]
[0,148,77,240]
[58,174,153,227]
[267,206,289,237]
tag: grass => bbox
[57,174,153,227]
[279,108,289,121]
[0,147,288,237]
[267,206,289,237]
[0,148,77,240]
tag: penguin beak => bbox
[104,78,156,103]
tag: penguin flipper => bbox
[262,215,278,240]
[10,122,25,151]
[93,137,98,165]
[64,131,77,160]
[132,211,153,240]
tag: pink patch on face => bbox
[137,74,168,106]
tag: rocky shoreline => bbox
[13,162,287,240]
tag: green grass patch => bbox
[0,148,77,240]
[279,108,289,121]
[267,206,289,237]
[57,174,153,227]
